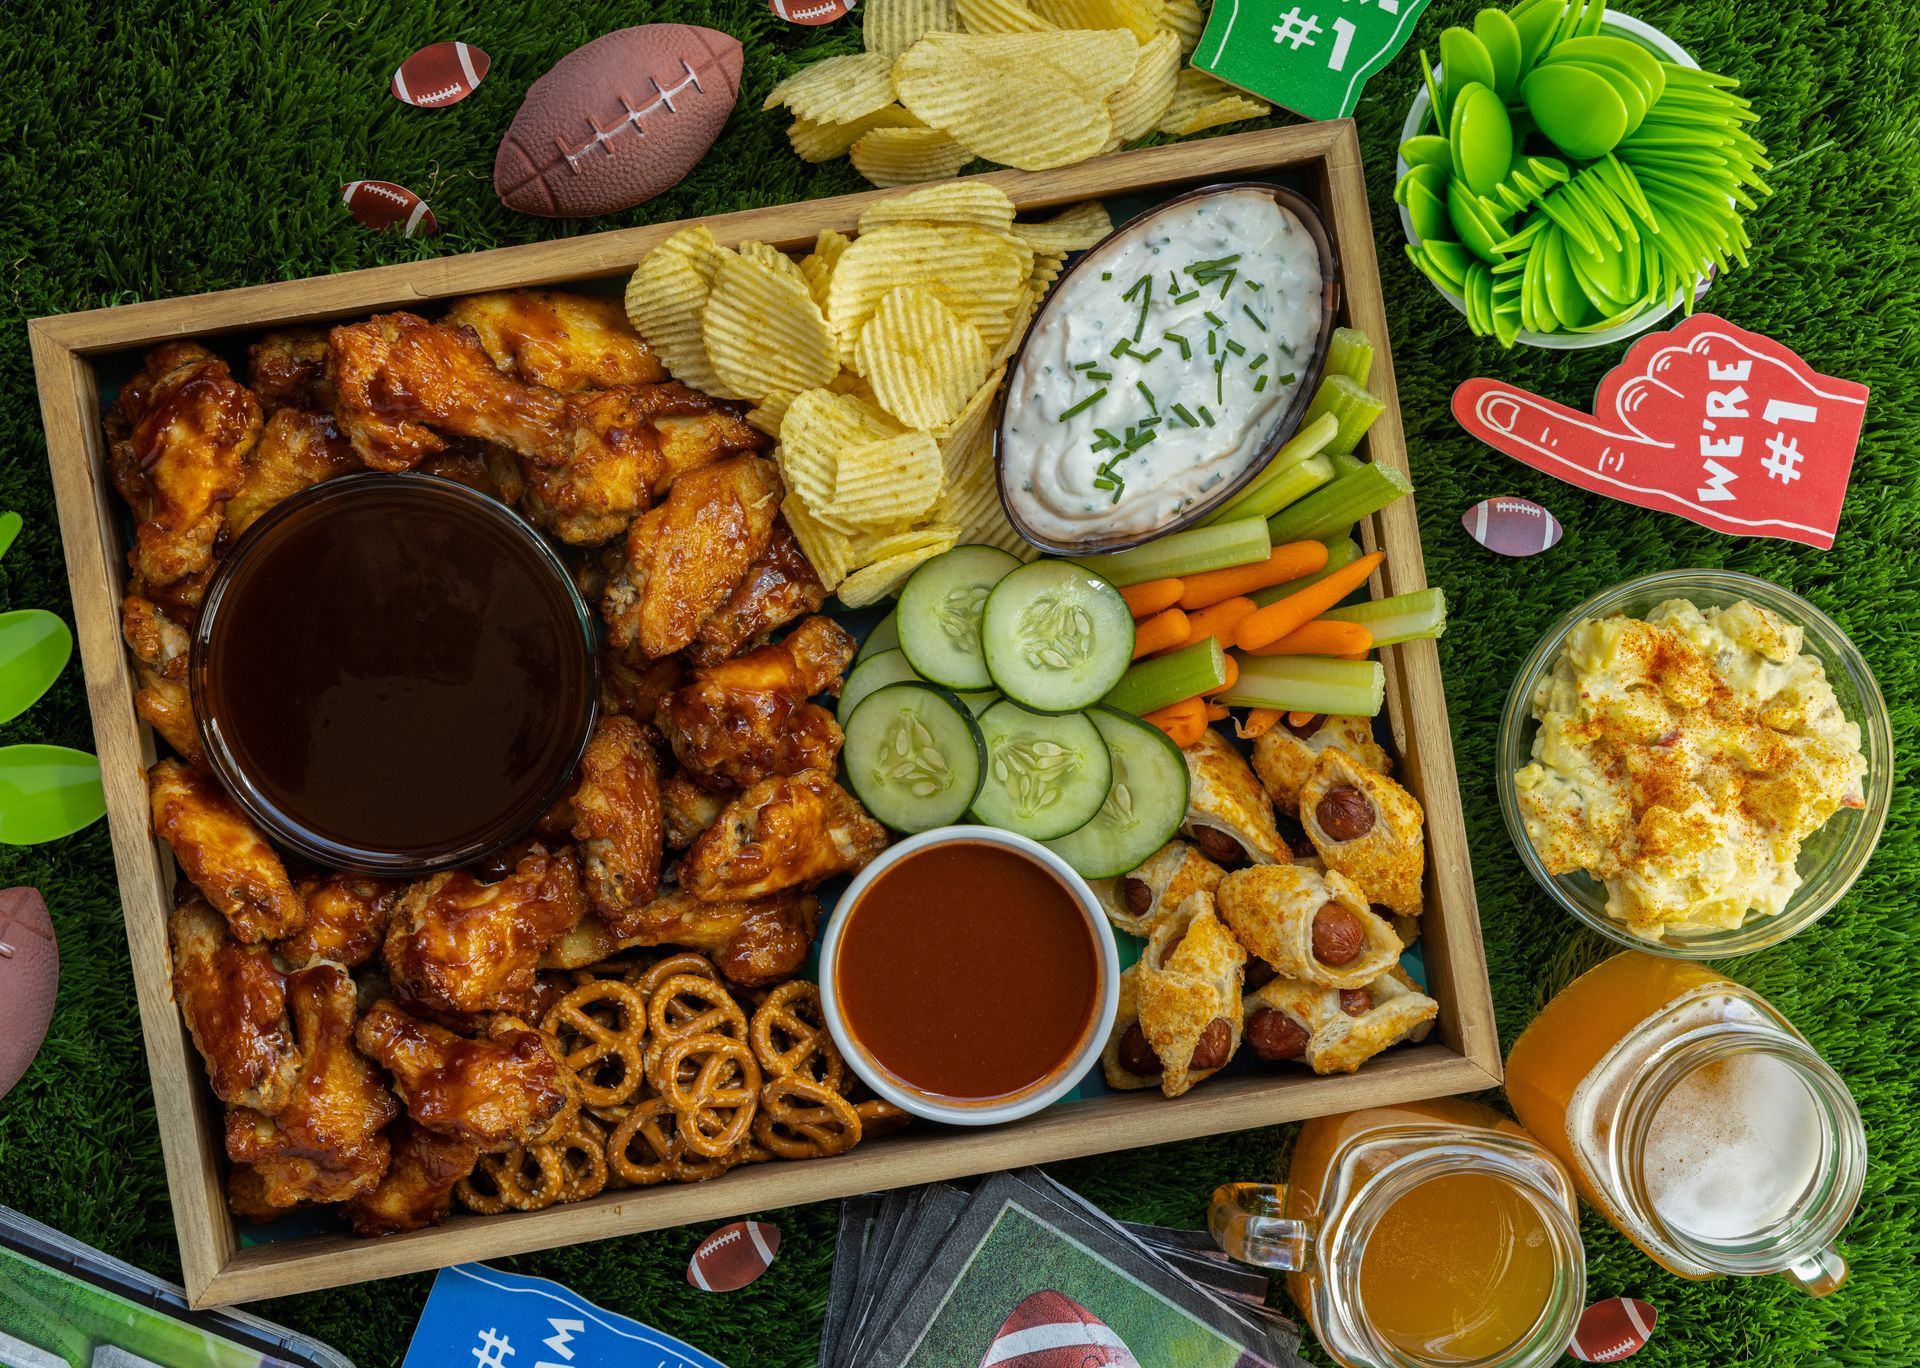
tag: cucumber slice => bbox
[896,544,1022,690]
[855,610,900,663]
[969,700,1112,841]
[838,648,921,726]
[958,689,999,716]
[980,561,1134,713]
[843,681,985,833]
[1046,706,1192,879]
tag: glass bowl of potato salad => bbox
[1497,570,1891,957]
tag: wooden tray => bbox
[30,121,1498,1308]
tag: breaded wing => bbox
[346,1119,480,1236]
[168,897,302,1113]
[354,1001,580,1151]
[686,521,829,667]
[225,407,359,539]
[248,329,334,414]
[278,874,400,971]
[442,290,666,392]
[570,715,666,929]
[149,759,304,943]
[544,889,820,988]
[682,770,887,902]
[122,594,201,766]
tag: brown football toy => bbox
[0,886,59,1101]
[687,1219,781,1292]
[494,24,744,218]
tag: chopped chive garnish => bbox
[1121,275,1149,301]
[1242,305,1267,331]
[1198,405,1216,426]
[1225,339,1246,356]
[1136,380,1158,412]
[1172,290,1200,305]
[1247,280,1264,292]
[1087,369,1113,381]
[1059,388,1106,421]
[1215,357,1225,404]
[1101,271,1113,281]
[1093,476,1116,490]
[1254,374,1269,393]
[1073,360,1098,372]
[1204,311,1225,327]
[1093,427,1119,444]
[1186,254,1241,273]
[1110,339,1131,358]
[1207,333,1217,355]
[1163,330,1190,359]
[1278,373,1296,385]
[1133,346,1162,362]
[1172,402,1198,426]
[1215,270,1237,297]
[1131,280,1153,340]
[1250,353,1268,370]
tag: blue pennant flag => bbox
[404,1264,727,1368]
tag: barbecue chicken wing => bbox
[601,454,782,658]
[570,716,665,931]
[225,407,360,539]
[600,646,685,723]
[149,759,305,942]
[418,440,524,505]
[354,1001,580,1150]
[543,889,820,986]
[248,329,334,414]
[686,522,830,667]
[346,1119,480,1236]
[106,342,261,604]
[662,771,726,848]
[122,594,201,766]
[169,898,303,1114]
[441,290,666,391]
[277,874,400,971]
[682,770,888,902]
[224,963,400,1210]
[384,847,587,1017]
[658,616,855,792]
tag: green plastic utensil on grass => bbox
[1397,0,1770,346]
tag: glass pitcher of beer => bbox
[1209,1098,1586,1368]
[1506,951,1865,1294]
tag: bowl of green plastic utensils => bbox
[1396,0,1770,350]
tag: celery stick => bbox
[1266,464,1412,544]
[1326,326,1375,386]
[1220,655,1385,716]
[1210,455,1333,528]
[1206,414,1339,525]
[1328,451,1367,477]
[1250,536,1360,606]
[1323,587,1447,644]
[1103,638,1228,715]
[1301,374,1388,457]
[1070,518,1269,587]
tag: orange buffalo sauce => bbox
[834,841,1099,1102]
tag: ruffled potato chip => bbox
[837,532,961,606]
[737,239,810,287]
[855,286,991,430]
[827,430,945,527]
[799,229,853,308]
[702,255,839,402]
[955,0,1054,33]
[826,224,1031,363]
[935,363,1007,477]
[865,0,961,57]
[788,105,923,163]
[648,225,730,285]
[625,249,738,399]
[1031,0,1164,41]
[937,446,1036,558]
[763,51,899,125]
[853,522,963,563]
[893,31,1139,171]
[748,390,795,438]
[781,492,858,590]
[986,283,1041,367]
[779,387,903,518]
[1107,30,1181,144]
[1027,250,1068,291]
[1158,68,1271,136]
[1159,0,1205,53]
[849,125,975,187]
[1010,200,1114,254]
[857,182,1018,233]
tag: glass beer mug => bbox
[1506,951,1866,1295]
[1209,1098,1586,1368]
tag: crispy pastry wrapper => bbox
[1243,964,1437,1075]
[1301,746,1426,917]
[1250,715,1391,816]
[1099,965,1158,1092]
[1214,863,1401,989]
[1090,840,1225,937]
[1135,890,1246,1098]
[1180,728,1287,865]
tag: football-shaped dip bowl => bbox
[0,886,59,1101]
[392,41,491,108]
[687,1220,781,1292]
[978,1290,1142,1368]
[493,24,744,218]
[771,0,856,25]
[1569,1297,1658,1363]
[1463,495,1563,557]
[340,180,438,237]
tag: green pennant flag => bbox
[1194,0,1435,121]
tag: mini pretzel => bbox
[654,1033,761,1159]
[753,1074,862,1159]
[629,952,719,1004]
[555,1114,610,1203]
[608,1096,735,1186]
[750,981,847,1092]
[855,1098,910,1140]
[646,973,748,1086]
[456,1143,566,1213]
[543,980,648,1109]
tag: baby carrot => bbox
[1245,619,1375,657]
[1142,695,1208,748]
[1285,710,1317,729]
[1205,701,1231,722]
[1237,707,1284,740]
[1131,607,1191,660]
[1177,542,1329,610]
[1181,596,1258,648]
[1234,552,1385,652]
[1122,578,1185,618]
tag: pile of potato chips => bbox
[763,0,1272,185]
[623,183,1111,606]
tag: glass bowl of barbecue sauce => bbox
[820,828,1120,1126]
[190,472,596,875]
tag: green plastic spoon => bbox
[1545,34,1666,106]
[0,611,73,727]
[1474,8,1524,99]
[1438,27,1498,116]
[1400,135,1454,172]
[1448,178,1511,263]
[1559,58,1648,137]
[1404,179,1453,244]
[0,744,105,845]
[1451,83,1515,197]
[1511,0,1566,77]
[1523,62,1629,159]
[0,512,21,563]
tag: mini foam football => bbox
[0,886,59,1101]
[771,0,855,24]
[392,41,491,108]
[340,180,438,237]
[687,1220,780,1291]
[1463,495,1562,557]
[981,1290,1142,1368]
[1569,1297,1657,1363]
[494,25,744,218]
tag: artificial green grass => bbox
[1,1,1915,1364]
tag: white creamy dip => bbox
[1000,188,1324,545]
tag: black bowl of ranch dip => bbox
[996,183,1340,555]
